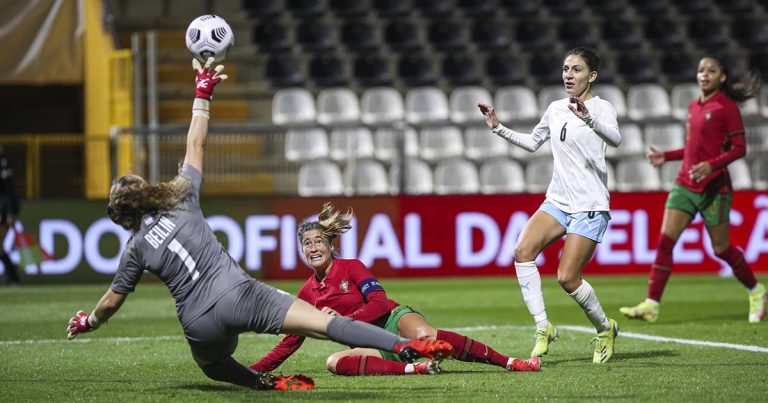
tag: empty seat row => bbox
[273,85,768,128]
[297,156,768,197]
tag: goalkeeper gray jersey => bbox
[111,164,250,326]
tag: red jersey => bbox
[251,258,399,372]
[665,91,746,193]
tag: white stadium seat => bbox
[405,86,449,124]
[361,87,405,125]
[479,158,525,194]
[434,158,480,194]
[449,86,492,124]
[272,88,316,125]
[298,160,344,196]
[316,87,360,126]
[284,127,329,162]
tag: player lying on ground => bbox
[251,203,540,376]
[66,58,453,391]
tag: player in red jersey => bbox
[620,56,765,323]
[251,203,540,376]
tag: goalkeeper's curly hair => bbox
[297,202,353,246]
[107,173,191,232]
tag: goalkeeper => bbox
[66,58,452,392]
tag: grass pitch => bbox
[1,274,766,402]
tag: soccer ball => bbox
[185,15,234,63]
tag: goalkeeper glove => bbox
[67,310,101,340]
[193,57,228,100]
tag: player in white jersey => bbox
[478,47,621,364]
[65,58,453,391]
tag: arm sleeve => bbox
[346,260,393,323]
[708,106,747,170]
[709,132,746,170]
[589,101,621,147]
[179,164,203,206]
[491,108,550,152]
[663,149,685,161]
[110,240,145,294]
[250,334,306,372]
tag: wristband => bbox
[88,313,103,329]
[579,113,594,128]
[192,98,210,119]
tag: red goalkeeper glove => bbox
[67,310,100,340]
[193,57,228,100]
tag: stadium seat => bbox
[687,17,728,49]
[627,84,671,120]
[538,85,567,113]
[586,0,627,15]
[419,125,464,162]
[243,0,283,18]
[606,123,644,159]
[594,84,627,118]
[298,160,344,196]
[328,0,369,17]
[272,88,316,125]
[525,157,554,193]
[670,83,699,120]
[715,0,760,15]
[557,19,599,50]
[660,51,696,84]
[643,17,685,49]
[529,52,564,86]
[484,52,525,86]
[745,123,768,158]
[296,20,335,53]
[442,52,482,86]
[286,0,324,16]
[308,53,348,87]
[543,0,585,15]
[516,19,556,52]
[413,0,455,16]
[729,159,753,190]
[372,0,411,16]
[644,123,685,151]
[457,0,495,16]
[427,19,464,51]
[617,52,658,84]
[449,86,492,124]
[390,158,434,194]
[316,88,360,126]
[753,159,768,190]
[479,158,525,194]
[749,51,768,84]
[329,127,375,161]
[285,127,329,162]
[601,18,643,49]
[629,0,672,14]
[499,0,541,16]
[470,18,511,50]
[252,21,291,52]
[405,86,449,124]
[397,52,438,87]
[434,158,480,195]
[383,20,420,52]
[353,54,393,87]
[674,0,716,15]
[615,157,661,192]
[494,86,539,122]
[361,87,404,125]
[374,125,419,161]
[731,18,768,48]
[264,54,304,87]
[759,86,768,118]
[660,160,682,190]
[339,20,378,52]
[344,159,390,195]
[464,125,509,161]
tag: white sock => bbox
[404,363,415,374]
[515,261,549,329]
[568,280,610,332]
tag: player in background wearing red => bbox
[66,58,453,392]
[251,203,540,376]
[620,56,765,323]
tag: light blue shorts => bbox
[539,200,610,243]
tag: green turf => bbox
[1,275,766,402]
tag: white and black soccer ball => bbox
[185,15,234,63]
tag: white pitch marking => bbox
[3,324,767,353]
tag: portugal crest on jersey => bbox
[339,280,349,293]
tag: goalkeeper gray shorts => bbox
[183,278,295,363]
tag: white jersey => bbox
[494,96,621,213]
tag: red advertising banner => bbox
[260,191,768,279]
